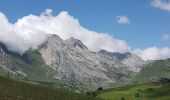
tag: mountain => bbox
[0,34,146,90]
[38,34,146,89]
[98,50,145,72]
[133,58,170,83]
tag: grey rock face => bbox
[39,34,146,88]
[99,50,146,72]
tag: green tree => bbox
[97,87,103,91]
[134,91,142,100]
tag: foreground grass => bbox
[0,76,102,100]
[97,82,170,100]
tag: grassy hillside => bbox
[0,76,103,100]
[0,50,57,82]
[133,58,170,83]
[97,82,170,100]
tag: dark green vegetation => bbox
[97,82,170,100]
[134,58,170,83]
[0,76,103,100]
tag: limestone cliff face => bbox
[39,35,146,88]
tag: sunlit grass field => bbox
[97,82,170,100]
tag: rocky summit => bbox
[38,34,146,89]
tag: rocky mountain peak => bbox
[99,49,132,60]
[99,49,111,54]
[98,49,146,72]
[65,37,88,50]
[37,34,147,89]
[48,34,63,41]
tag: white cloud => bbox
[116,15,130,24]
[0,9,170,61]
[133,47,170,61]
[0,9,129,54]
[162,34,170,41]
[151,0,170,11]
[0,12,47,54]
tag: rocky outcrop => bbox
[99,50,145,72]
[39,34,146,88]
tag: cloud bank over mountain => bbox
[0,9,170,60]
[133,47,170,61]
[0,12,48,54]
[0,9,128,54]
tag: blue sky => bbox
[0,0,170,60]
[0,0,169,48]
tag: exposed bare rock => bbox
[39,34,146,88]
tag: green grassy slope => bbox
[97,82,170,100]
[133,58,170,83]
[2,50,59,83]
[0,76,103,100]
